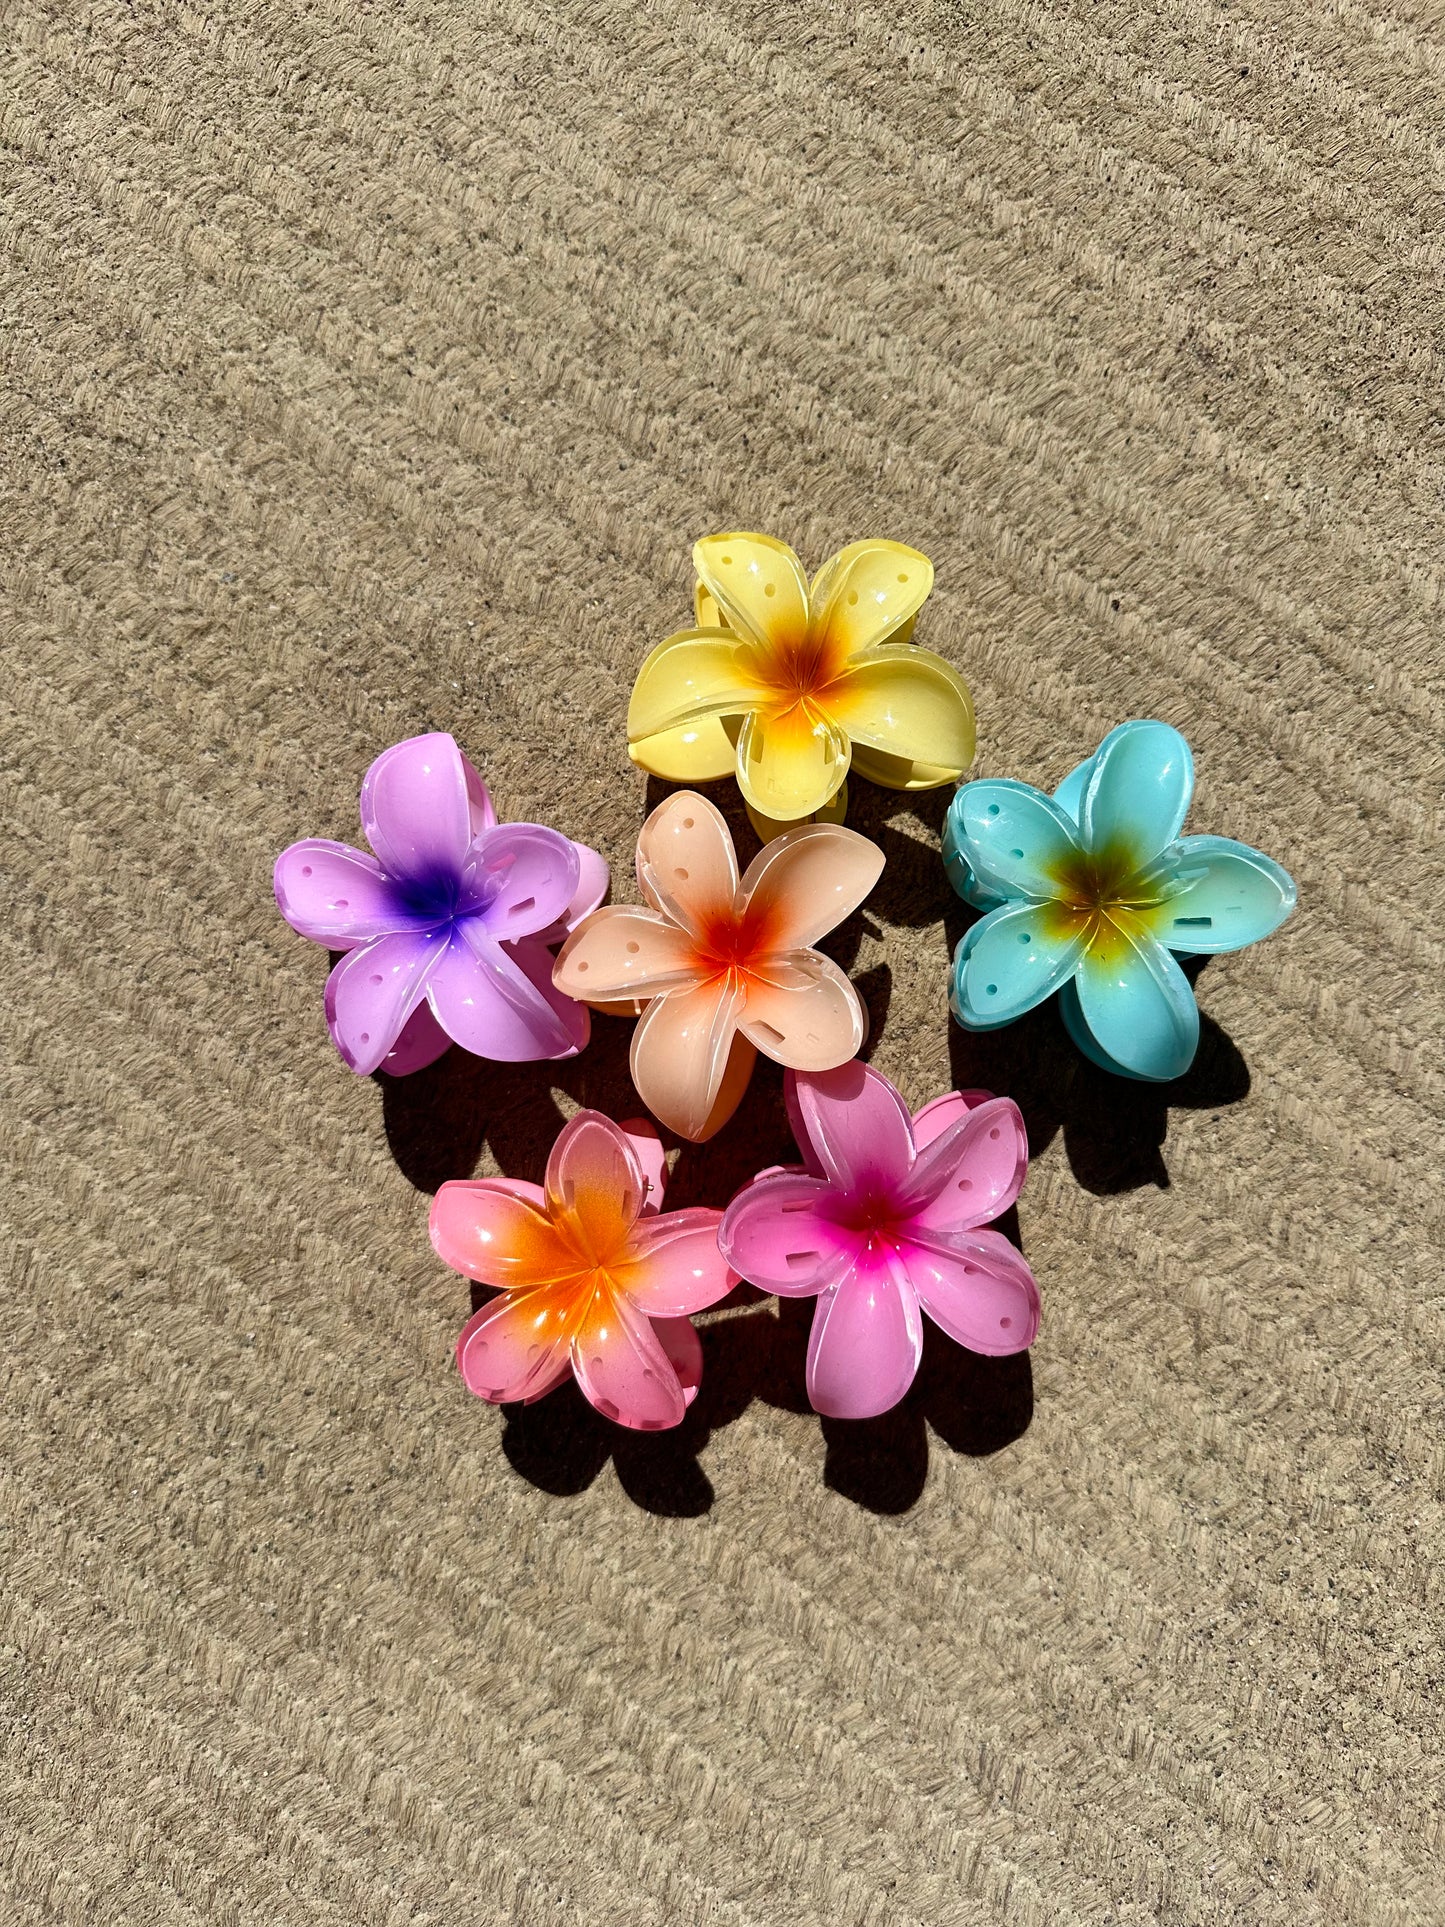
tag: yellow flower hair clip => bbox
[627,533,976,837]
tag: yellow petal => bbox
[628,628,763,744]
[693,580,728,631]
[823,644,974,785]
[736,702,851,820]
[743,779,848,845]
[848,744,958,792]
[628,715,741,783]
[810,540,934,660]
[693,532,810,651]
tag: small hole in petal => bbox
[764,582,775,597]
[301,865,312,877]
[370,973,383,985]
[675,866,689,880]
[897,572,908,583]
[847,590,858,605]
[780,1199,812,1214]
[682,816,694,829]
[359,1032,370,1044]
[985,984,998,996]
[508,896,536,918]
[786,1249,820,1271]
[1018,932,1031,945]
[987,804,1000,817]
[576,961,589,972]
[957,1177,973,1191]
[335,898,348,908]
[526,1344,540,1362]
[753,1022,786,1046]
[625,941,640,955]
[989,1126,1000,1140]
[596,1396,619,1420]
[1011,847,1024,859]
[999,1317,1012,1330]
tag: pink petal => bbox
[805,1252,924,1419]
[786,1062,915,1195]
[430,1179,576,1286]
[910,1089,991,1151]
[456,1288,582,1404]
[902,1097,1029,1235]
[630,976,746,1142]
[635,790,740,938]
[544,1111,649,1249]
[652,1316,703,1409]
[718,1172,856,1296]
[613,1208,731,1317]
[426,924,577,1062]
[737,823,884,949]
[274,839,422,946]
[906,1228,1040,1357]
[738,951,866,1070]
[324,929,448,1075]
[360,732,473,882]
[571,1289,689,1430]
[468,824,580,938]
[552,906,702,1004]
[380,1001,455,1077]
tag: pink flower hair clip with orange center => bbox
[552,791,885,1141]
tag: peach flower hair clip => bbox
[553,791,884,1141]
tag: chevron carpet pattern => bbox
[3,3,1443,1922]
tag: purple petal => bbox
[906,1228,1040,1357]
[564,841,610,931]
[503,937,590,1058]
[466,824,581,939]
[461,750,497,839]
[324,929,449,1076]
[427,924,577,1062]
[380,1002,454,1077]
[360,732,472,884]
[805,1252,924,1419]
[274,839,422,946]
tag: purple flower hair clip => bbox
[274,732,608,1076]
[720,1062,1040,1419]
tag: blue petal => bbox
[1079,721,1194,868]
[945,779,1081,904]
[1052,751,1096,826]
[950,902,1090,1030]
[1072,913,1200,1081]
[1142,834,1297,955]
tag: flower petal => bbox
[426,924,577,1061]
[467,824,580,939]
[552,906,702,1004]
[737,822,884,949]
[1073,911,1201,1080]
[504,938,590,1058]
[627,628,765,743]
[635,789,740,937]
[630,976,747,1141]
[951,902,1090,1029]
[945,779,1083,903]
[805,1253,924,1419]
[360,732,472,883]
[902,1096,1028,1234]
[380,1001,455,1076]
[563,841,610,930]
[324,929,448,1075]
[809,539,935,659]
[718,1173,857,1296]
[693,532,810,651]
[739,952,867,1070]
[1079,720,1194,868]
[457,1283,585,1404]
[906,1229,1040,1356]
[431,1179,576,1287]
[274,839,422,946]
[824,645,974,782]
[1051,749,1096,826]
[614,1208,732,1317]
[545,1110,648,1255]
[572,1287,689,1430]
[787,1061,915,1195]
[736,704,851,821]
[850,743,959,792]
[1138,834,1297,955]
[628,715,741,783]
[460,750,498,839]
[652,1315,703,1409]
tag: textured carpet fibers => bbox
[2,3,1443,1922]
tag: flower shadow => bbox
[943,902,1251,1194]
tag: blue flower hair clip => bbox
[943,720,1297,1082]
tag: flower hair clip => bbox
[943,719,1297,1082]
[553,790,884,1141]
[275,732,607,1076]
[719,1063,1040,1420]
[431,1110,735,1431]
[627,532,975,837]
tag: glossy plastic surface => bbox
[627,533,975,834]
[719,1064,1040,1420]
[943,719,1297,1082]
[553,791,884,1141]
[432,1111,734,1430]
[275,733,608,1076]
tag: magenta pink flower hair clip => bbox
[719,1062,1041,1419]
[431,1110,736,1431]
[274,732,607,1076]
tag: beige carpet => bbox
[3,2,1443,1921]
